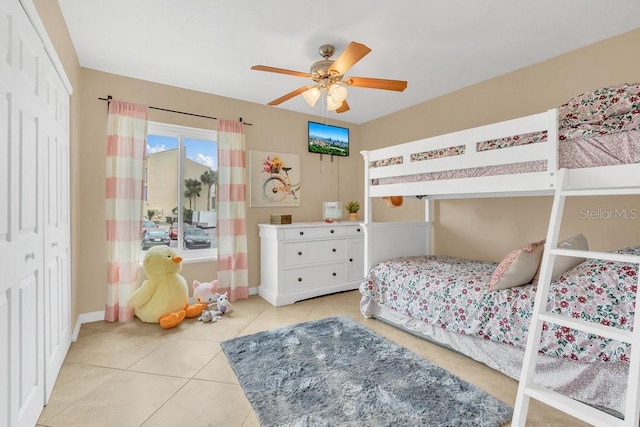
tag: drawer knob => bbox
[332,272,337,277]
[332,248,336,252]
[330,229,334,233]
[299,231,304,235]
[298,277,302,282]
[357,228,361,232]
[349,258,353,262]
[298,251,302,256]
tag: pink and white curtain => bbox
[217,119,248,301]
[105,100,148,322]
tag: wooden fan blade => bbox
[328,42,371,76]
[336,100,350,114]
[267,86,311,106]
[344,76,407,92]
[251,65,311,78]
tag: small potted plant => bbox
[345,201,360,221]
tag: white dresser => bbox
[259,222,365,306]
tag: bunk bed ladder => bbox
[512,168,640,427]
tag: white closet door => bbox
[1,0,46,425]
[42,55,71,401]
[0,12,13,426]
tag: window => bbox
[143,122,217,260]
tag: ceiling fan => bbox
[251,42,408,114]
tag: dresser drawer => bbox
[284,263,347,291]
[283,226,345,240]
[283,240,346,267]
[343,225,363,236]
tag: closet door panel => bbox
[10,4,46,424]
[43,58,71,400]
[16,12,39,97]
[0,12,13,424]
[0,85,12,297]
[11,271,44,427]
[15,104,43,281]
[0,292,9,427]
[0,2,13,72]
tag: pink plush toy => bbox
[192,279,219,310]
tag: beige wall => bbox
[361,28,640,262]
[35,0,640,320]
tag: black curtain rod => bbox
[98,96,252,125]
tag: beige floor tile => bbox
[64,324,166,369]
[531,401,591,426]
[43,371,187,427]
[170,315,251,341]
[193,350,239,384]
[38,363,121,423]
[128,337,221,378]
[237,307,312,336]
[141,379,252,426]
[242,410,261,427]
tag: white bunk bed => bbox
[359,82,640,419]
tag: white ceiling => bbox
[57,0,640,124]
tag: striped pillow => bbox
[489,240,546,291]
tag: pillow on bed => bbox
[489,240,545,291]
[533,233,588,282]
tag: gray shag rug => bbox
[221,316,512,427]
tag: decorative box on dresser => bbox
[259,222,365,306]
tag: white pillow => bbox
[534,233,589,282]
[489,240,545,291]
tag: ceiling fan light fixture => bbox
[326,94,342,111]
[328,83,348,104]
[302,86,321,107]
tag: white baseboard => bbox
[249,286,259,296]
[72,311,105,342]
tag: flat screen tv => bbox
[308,121,349,157]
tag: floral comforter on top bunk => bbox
[360,245,639,364]
[369,82,640,179]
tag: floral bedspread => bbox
[360,246,640,363]
[559,81,640,141]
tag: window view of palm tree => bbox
[183,178,202,211]
[144,122,217,254]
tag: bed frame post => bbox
[361,150,372,272]
[361,150,371,225]
[546,108,559,189]
[424,197,433,255]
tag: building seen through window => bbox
[143,122,217,255]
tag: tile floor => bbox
[37,290,588,427]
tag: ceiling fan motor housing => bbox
[310,59,337,79]
[310,44,341,85]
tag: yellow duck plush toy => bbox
[128,245,205,328]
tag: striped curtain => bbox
[217,119,248,301]
[105,100,148,322]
